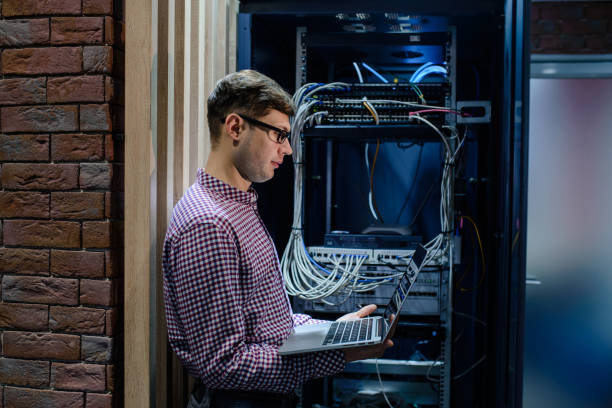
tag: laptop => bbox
[278,245,428,355]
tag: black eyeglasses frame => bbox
[221,114,290,144]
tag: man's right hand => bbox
[343,313,397,363]
[343,337,394,362]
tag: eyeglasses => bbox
[221,114,290,144]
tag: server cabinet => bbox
[238,1,529,407]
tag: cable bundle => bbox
[281,83,464,302]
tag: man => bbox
[162,70,393,408]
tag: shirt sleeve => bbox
[292,313,329,326]
[169,220,345,394]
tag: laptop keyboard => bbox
[322,318,374,345]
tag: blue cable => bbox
[361,62,389,83]
[410,62,434,82]
[412,66,447,83]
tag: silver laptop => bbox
[278,245,428,355]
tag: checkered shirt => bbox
[162,169,345,394]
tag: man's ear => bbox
[224,113,243,142]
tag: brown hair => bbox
[207,70,294,146]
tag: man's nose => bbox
[280,138,293,156]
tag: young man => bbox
[162,70,393,408]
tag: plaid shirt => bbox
[162,169,345,394]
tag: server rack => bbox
[238,1,529,407]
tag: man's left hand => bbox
[336,304,377,322]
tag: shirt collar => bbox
[198,168,258,205]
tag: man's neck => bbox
[204,153,251,192]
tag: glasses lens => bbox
[277,130,289,144]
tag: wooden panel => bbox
[125,0,152,406]
[155,0,170,406]
[173,0,185,205]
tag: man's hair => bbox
[207,70,295,146]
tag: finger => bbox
[356,304,377,318]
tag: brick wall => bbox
[532,1,612,53]
[0,0,125,406]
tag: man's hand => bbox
[337,304,377,322]
[343,338,394,362]
[337,304,397,363]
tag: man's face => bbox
[232,109,293,184]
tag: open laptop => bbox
[278,245,428,355]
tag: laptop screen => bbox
[383,245,428,324]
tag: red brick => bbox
[84,0,113,15]
[530,4,540,21]
[0,18,49,46]
[105,192,111,218]
[80,279,113,306]
[80,104,112,131]
[82,336,113,363]
[5,387,83,408]
[104,134,114,161]
[86,393,112,408]
[106,365,115,392]
[51,250,105,278]
[0,192,49,218]
[0,358,50,387]
[2,276,78,305]
[2,0,81,16]
[50,306,105,334]
[560,20,607,35]
[585,35,612,51]
[51,192,104,219]
[104,76,114,102]
[3,331,80,360]
[540,5,561,20]
[3,220,80,248]
[554,5,583,20]
[1,105,79,133]
[52,363,105,392]
[104,17,114,44]
[0,134,49,161]
[51,17,104,45]
[1,47,82,75]
[105,249,122,278]
[51,134,104,161]
[83,46,112,73]
[585,5,612,19]
[48,75,104,103]
[531,20,558,35]
[105,307,120,336]
[0,78,46,105]
[80,163,111,189]
[0,303,48,330]
[1,163,78,190]
[540,34,585,51]
[0,248,48,275]
[83,221,110,248]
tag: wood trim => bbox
[125,0,152,405]
[155,0,170,406]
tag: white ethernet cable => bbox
[283,82,406,301]
[281,83,463,301]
